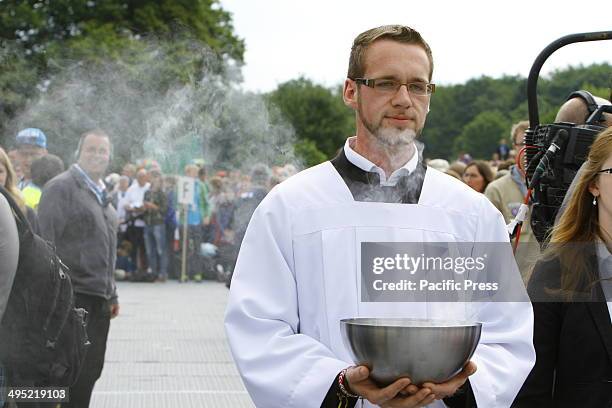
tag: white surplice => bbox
[224,161,535,408]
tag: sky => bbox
[220,0,612,93]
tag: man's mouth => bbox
[385,115,413,123]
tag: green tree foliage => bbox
[0,1,609,169]
[0,43,39,137]
[0,0,244,67]
[265,64,609,165]
[0,0,244,148]
[424,63,610,160]
[541,64,611,104]
[294,139,328,168]
[453,111,509,159]
[266,78,354,166]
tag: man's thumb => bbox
[346,365,369,383]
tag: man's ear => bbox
[343,79,358,110]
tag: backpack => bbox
[0,186,90,387]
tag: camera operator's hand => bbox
[345,366,435,407]
[421,361,477,400]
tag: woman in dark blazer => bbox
[513,127,612,407]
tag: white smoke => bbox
[8,35,299,174]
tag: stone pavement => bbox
[90,281,255,408]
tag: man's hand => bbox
[223,229,235,244]
[110,303,120,319]
[345,366,435,407]
[143,201,156,210]
[421,361,477,400]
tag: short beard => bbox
[374,126,417,147]
[357,104,420,149]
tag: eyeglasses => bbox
[352,78,436,96]
[598,168,612,174]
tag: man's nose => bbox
[391,84,413,107]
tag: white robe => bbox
[224,162,535,408]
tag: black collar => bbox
[330,148,427,204]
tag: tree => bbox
[267,78,354,163]
[294,139,328,168]
[0,42,39,144]
[453,111,509,159]
[0,0,245,150]
[0,0,244,68]
[540,63,611,105]
[422,83,463,160]
[422,64,610,160]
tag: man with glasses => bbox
[485,121,538,281]
[226,25,534,408]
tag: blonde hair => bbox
[0,146,26,213]
[348,25,434,81]
[545,127,612,299]
[510,120,529,144]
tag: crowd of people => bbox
[426,122,528,194]
[0,128,299,288]
[0,126,298,406]
[0,124,536,288]
[0,121,541,291]
[109,159,296,285]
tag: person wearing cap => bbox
[15,128,48,189]
[15,128,48,210]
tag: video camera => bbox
[524,31,612,243]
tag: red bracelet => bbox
[338,367,360,398]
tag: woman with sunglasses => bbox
[514,126,612,407]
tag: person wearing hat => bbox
[15,128,48,208]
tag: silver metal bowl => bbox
[340,318,481,386]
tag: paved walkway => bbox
[91,281,254,408]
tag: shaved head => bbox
[555,94,612,127]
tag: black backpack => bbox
[0,186,90,387]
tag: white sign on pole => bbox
[177,176,195,205]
